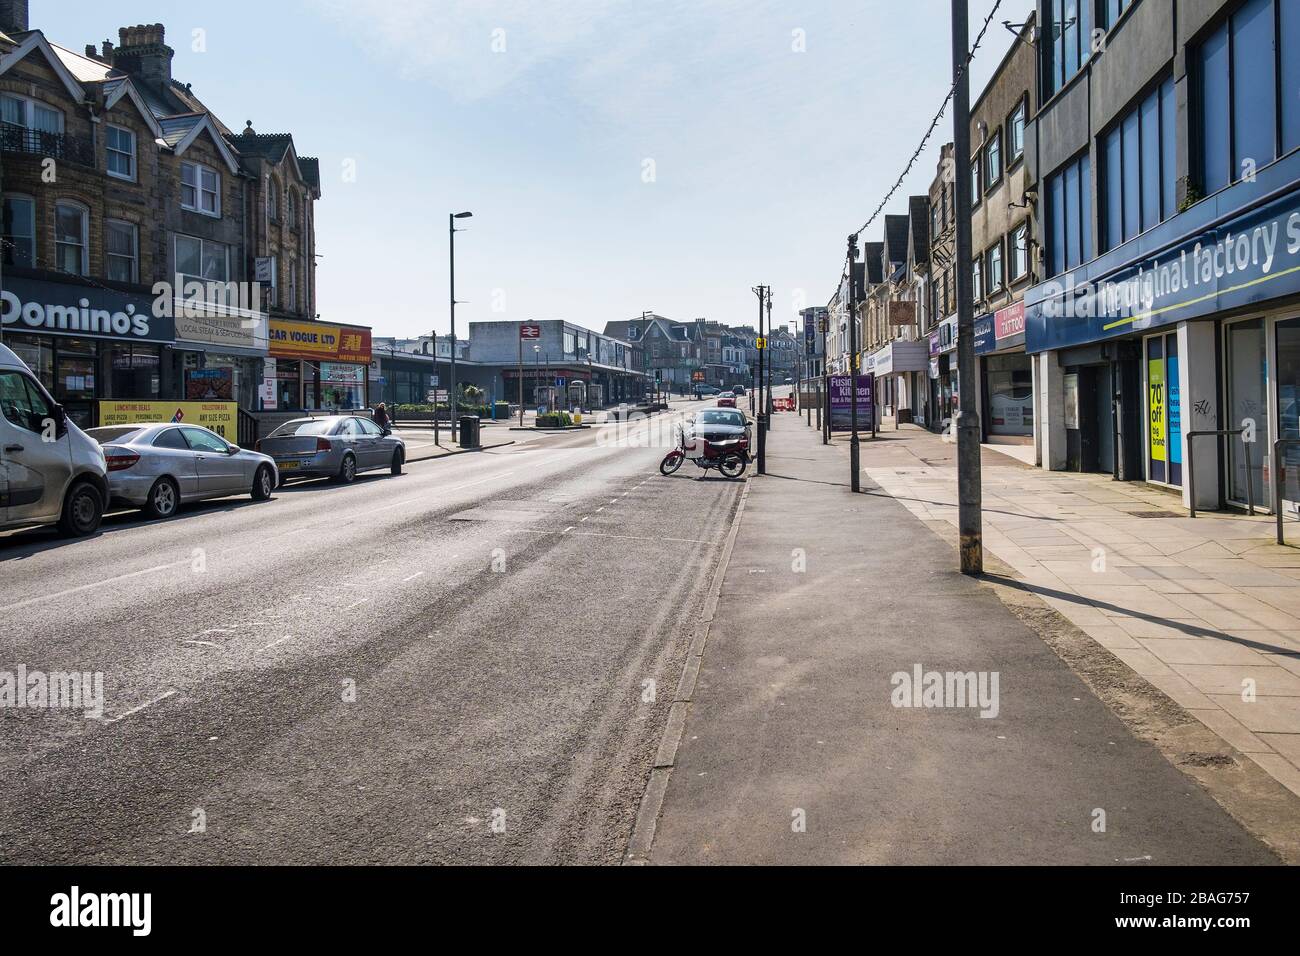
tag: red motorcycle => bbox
[660,422,749,478]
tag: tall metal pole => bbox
[448,214,458,444]
[847,237,861,492]
[431,329,440,446]
[753,285,767,475]
[764,288,774,419]
[952,0,983,574]
[518,328,524,426]
[820,315,828,444]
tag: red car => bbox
[716,395,737,408]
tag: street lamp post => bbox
[449,211,472,444]
[533,345,541,412]
[848,235,861,493]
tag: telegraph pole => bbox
[952,0,983,573]
[847,236,861,493]
[752,285,767,475]
[764,287,774,419]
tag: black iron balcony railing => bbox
[0,122,95,167]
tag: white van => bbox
[0,342,108,537]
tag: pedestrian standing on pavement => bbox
[373,402,390,434]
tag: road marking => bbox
[345,599,370,610]
[563,526,574,534]
[402,571,425,582]
[580,516,590,522]
[258,635,293,652]
[101,689,177,724]
[182,640,222,648]
[506,528,710,545]
[0,557,192,613]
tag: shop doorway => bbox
[1064,365,1113,473]
[1276,317,1300,519]
[1224,318,1270,510]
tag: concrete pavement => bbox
[645,409,1293,864]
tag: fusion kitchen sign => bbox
[0,277,173,343]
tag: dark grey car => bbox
[257,415,405,485]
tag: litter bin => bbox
[458,415,481,449]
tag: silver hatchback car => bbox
[256,415,405,484]
[86,423,279,519]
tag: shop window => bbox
[1145,333,1182,487]
[54,201,88,276]
[1047,152,1092,276]
[110,343,160,399]
[1102,77,1175,252]
[2,194,34,267]
[1277,317,1300,516]
[181,161,220,216]
[1197,0,1299,195]
[106,219,138,283]
[986,354,1034,437]
[1046,0,1094,96]
[106,125,136,180]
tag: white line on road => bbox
[100,689,177,724]
[345,599,370,610]
[402,571,425,582]
[0,558,192,613]
[258,635,293,652]
[182,640,222,648]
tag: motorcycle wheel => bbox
[719,457,747,479]
[660,451,685,475]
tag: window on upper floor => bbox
[175,234,230,285]
[287,189,296,229]
[970,154,982,208]
[983,130,1003,191]
[54,201,88,276]
[1008,98,1026,165]
[289,258,298,312]
[105,219,138,283]
[106,125,136,180]
[181,161,220,216]
[1101,0,1137,30]
[1197,0,1300,196]
[972,257,983,304]
[986,241,1004,292]
[0,93,63,133]
[267,179,279,221]
[1010,223,1030,283]
[2,194,35,268]
[1102,77,1175,252]
[1046,152,1093,277]
[1046,0,1095,97]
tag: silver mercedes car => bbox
[256,415,405,485]
[86,423,279,520]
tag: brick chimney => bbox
[0,0,29,34]
[112,23,174,90]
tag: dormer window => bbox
[181,161,220,216]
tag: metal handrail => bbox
[1186,429,1253,519]
[1275,438,1300,546]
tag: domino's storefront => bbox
[1025,152,1300,517]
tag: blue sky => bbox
[39,0,1031,338]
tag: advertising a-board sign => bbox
[98,401,239,439]
[827,374,874,431]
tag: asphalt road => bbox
[0,399,740,864]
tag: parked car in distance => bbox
[693,384,722,398]
[257,415,405,484]
[86,423,278,519]
[0,342,108,537]
[716,395,737,408]
[732,385,746,397]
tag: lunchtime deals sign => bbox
[828,374,873,431]
[98,401,239,440]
